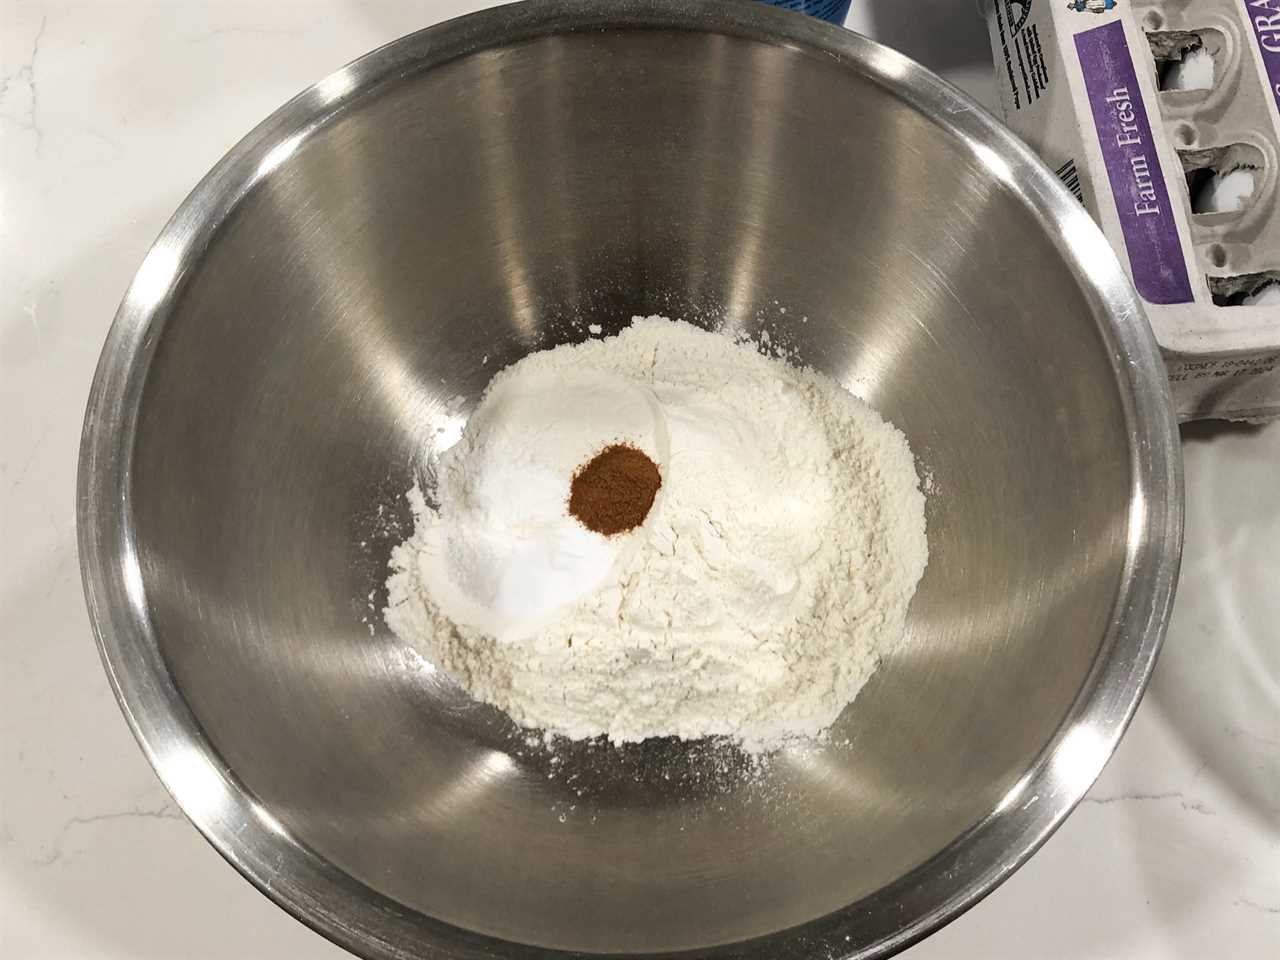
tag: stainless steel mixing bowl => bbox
[78,2,1182,957]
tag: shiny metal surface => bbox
[77,2,1182,958]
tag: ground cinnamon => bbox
[568,444,661,536]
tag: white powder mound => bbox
[414,366,669,641]
[385,316,928,751]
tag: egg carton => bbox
[977,0,1280,421]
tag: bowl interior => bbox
[127,24,1131,955]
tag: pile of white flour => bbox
[385,317,928,751]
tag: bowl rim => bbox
[77,1,1184,958]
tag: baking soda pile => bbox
[385,316,928,751]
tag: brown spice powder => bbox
[568,444,662,536]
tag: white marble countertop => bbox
[2,1,1277,957]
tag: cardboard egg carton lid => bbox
[978,0,1280,421]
